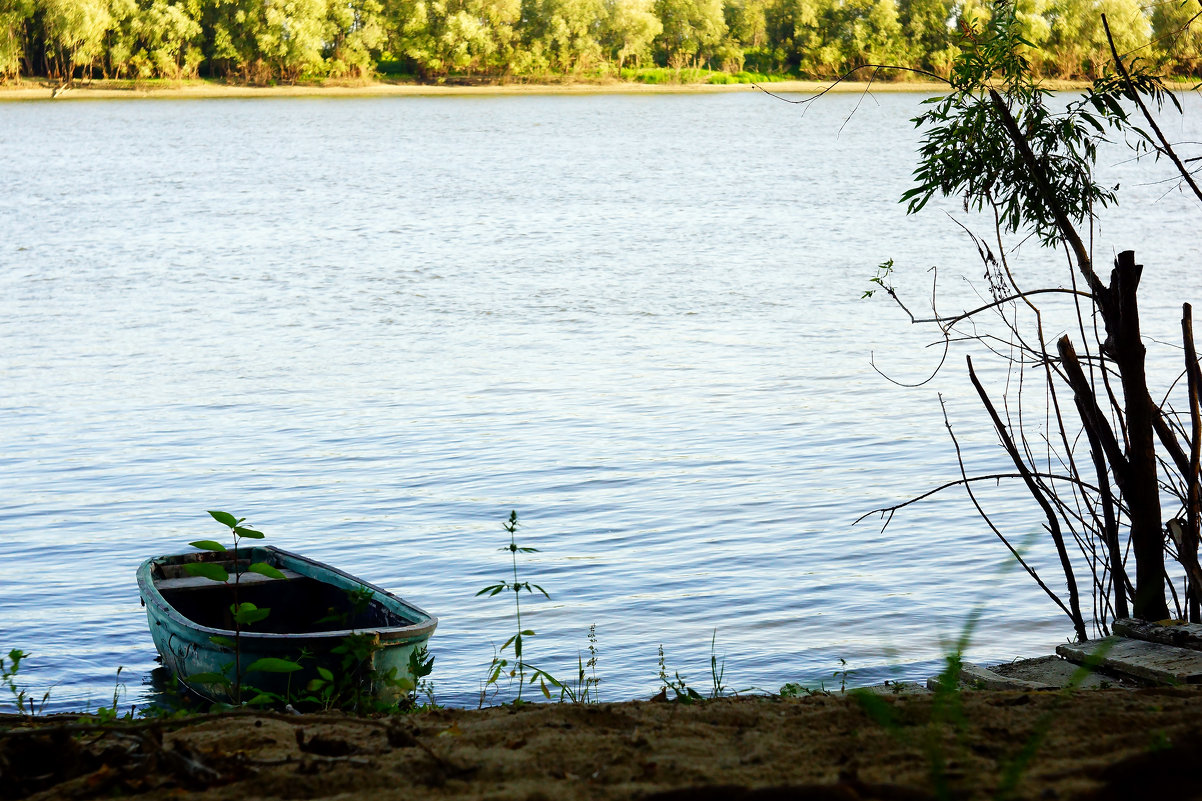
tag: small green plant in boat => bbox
[183,511,300,705]
[298,586,437,712]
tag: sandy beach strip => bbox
[1,78,959,102]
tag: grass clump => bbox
[478,510,580,705]
[1,649,50,717]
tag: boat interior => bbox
[155,561,414,634]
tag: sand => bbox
[4,686,1200,800]
[1,77,954,103]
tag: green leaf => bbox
[231,602,271,625]
[317,667,334,681]
[235,527,265,539]
[246,562,286,580]
[189,540,227,552]
[208,511,238,528]
[235,608,271,625]
[246,657,303,674]
[184,563,229,583]
[208,635,236,649]
[187,672,231,687]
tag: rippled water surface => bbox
[1,90,1199,710]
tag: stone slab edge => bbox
[1057,636,1202,684]
[925,663,1057,692]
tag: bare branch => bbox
[967,354,1088,640]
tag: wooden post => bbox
[1106,252,1169,621]
[1182,304,1202,622]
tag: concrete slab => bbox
[985,654,1134,687]
[922,654,1144,692]
[1057,637,1202,685]
[852,681,931,697]
[989,654,1135,689]
[925,662,1058,691]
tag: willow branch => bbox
[1103,15,1202,204]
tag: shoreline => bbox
[0,76,1075,102]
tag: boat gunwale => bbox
[137,545,438,644]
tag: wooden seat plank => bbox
[156,568,303,592]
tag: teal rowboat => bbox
[137,546,437,705]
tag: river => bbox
[1,89,1199,711]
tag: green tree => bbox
[389,0,520,76]
[442,4,501,72]
[258,0,330,80]
[1046,0,1148,77]
[652,0,727,67]
[327,0,386,76]
[205,0,330,82]
[136,0,204,77]
[520,0,605,73]
[764,0,840,75]
[205,0,263,78]
[899,0,955,72]
[40,0,114,81]
[602,0,661,66]
[101,0,136,77]
[1151,0,1202,75]
[830,0,906,70]
[1012,0,1049,50]
[725,0,768,50]
[0,0,34,80]
[385,0,438,74]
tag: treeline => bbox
[2,0,1200,85]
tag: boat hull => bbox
[137,546,437,705]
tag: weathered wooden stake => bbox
[1103,252,1169,621]
[1181,304,1202,622]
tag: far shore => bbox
[0,75,1105,102]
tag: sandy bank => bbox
[1,78,958,102]
[3,686,1199,800]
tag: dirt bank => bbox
[4,686,1200,800]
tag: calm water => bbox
[1,90,1199,711]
